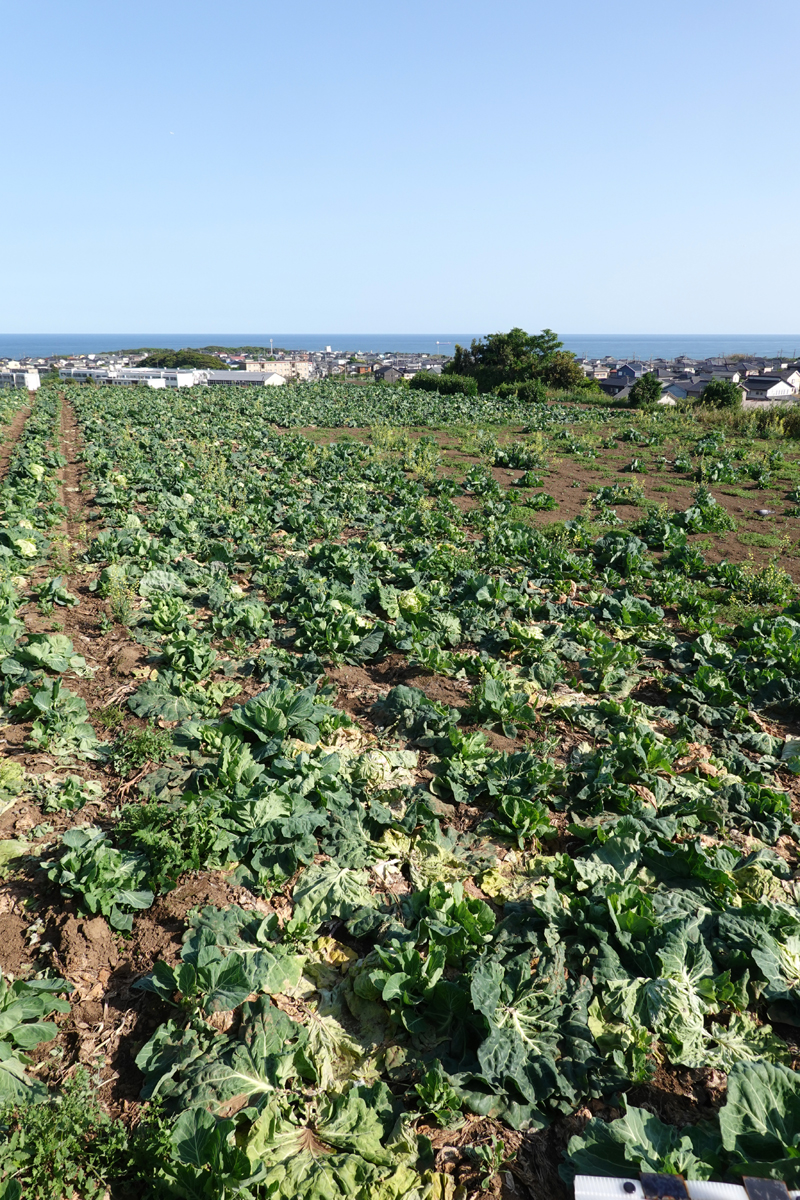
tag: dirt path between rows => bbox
[21,397,150,714]
[0,397,32,480]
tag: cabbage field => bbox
[2,381,800,1197]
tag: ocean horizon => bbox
[2,333,800,361]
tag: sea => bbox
[2,333,800,361]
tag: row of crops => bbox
[3,381,800,1196]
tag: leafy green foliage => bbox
[702,377,743,409]
[415,1060,464,1127]
[0,974,71,1102]
[466,1136,509,1190]
[523,491,558,511]
[137,350,231,370]
[13,680,99,757]
[563,1061,800,1186]
[409,371,477,396]
[0,1070,168,1199]
[448,327,563,391]
[628,372,662,409]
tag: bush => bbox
[409,372,477,396]
[495,379,547,403]
[701,378,742,409]
[517,378,547,404]
[777,405,800,438]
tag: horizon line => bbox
[3,332,800,338]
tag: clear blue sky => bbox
[3,0,799,334]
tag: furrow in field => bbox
[0,398,33,482]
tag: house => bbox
[374,366,402,384]
[707,369,741,383]
[684,378,711,399]
[598,374,633,396]
[779,368,800,391]
[59,367,203,388]
[744,376,795,401]
[615,362,646,380]
[662,380,689,400]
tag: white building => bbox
[206,371,286,387]
[59,367,202,388]
[245,359,312,380]
[744,377,795,401]
[0,369,40,390]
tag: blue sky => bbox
[2,0,799,334]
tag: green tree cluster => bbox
[446,327,562,391]
[137,350,231,370]
[445,327,594,396]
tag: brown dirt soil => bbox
[420,1115,525,1198]
[0,909,35,975]
[367,654,475,707]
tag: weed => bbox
[738,531,784,549]
[466,1136,511,1191]
[462,428,499,460]
[403,435,441,479]
[737,559,795,604]
[371,425,410,453]
[110,722,173,777]
[95,704,126,731]
[106,577,135,626]
[0,1069,171,1199]
[50,534,74,571]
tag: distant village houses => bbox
[589,356,800,406]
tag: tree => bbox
[701,378,742,409]
[137,350,230,370]
[628,372,663,409]
[540,350,586,390]
[445,327,563,391]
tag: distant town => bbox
[1,344,799,406]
